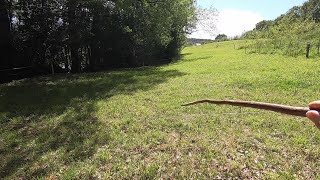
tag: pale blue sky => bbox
[192,0,308,39]
[197,0,308,20]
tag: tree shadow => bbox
[176,54,212,63]
[0,67,185,178]
[180,52,192,57]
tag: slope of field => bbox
[1,40,320,179]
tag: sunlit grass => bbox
[1,40,320,179]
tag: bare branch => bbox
[182,99,312,117]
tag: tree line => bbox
[0,0,195,79]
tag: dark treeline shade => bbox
[0,0,195,81]
[0,0,11,69]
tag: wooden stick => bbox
[182,100,314,117]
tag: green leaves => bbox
[7,0,196,73]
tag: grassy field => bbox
[2,40,320,179]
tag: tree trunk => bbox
[0,0,11,69]
[63,47,70,72]
[67,1,81,73]
[89,44,99,71]
[89,14,100,72]
[38,0,48,66]
[71,46,80,73]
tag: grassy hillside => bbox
[1,40,320,179]
[242,0,320,57]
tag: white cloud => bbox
[190,9,264,39]
[189,30,212,40]
[217,9,264,37]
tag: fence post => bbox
[245,46,247,54]
[306,43,311,58]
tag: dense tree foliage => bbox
[253,20,273,31]
[1,0,195,79]
[215,34,228,41]
[242,0,320,57]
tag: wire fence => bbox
[237,39,320,58]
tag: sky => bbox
[191,0,308,39]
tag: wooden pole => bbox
[306,43,311,59]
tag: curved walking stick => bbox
[182,100,317,117]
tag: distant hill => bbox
[187,38,214,45]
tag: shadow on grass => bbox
[180,52,192,57]
[0,67,185,178]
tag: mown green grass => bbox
[1,40,320,179]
